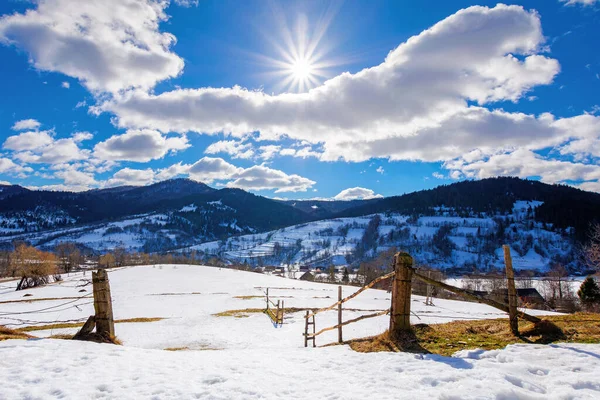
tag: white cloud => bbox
[258,145,281,160]
[225,165,315,193]
[98,4,559,164]
[72,132,94,143]
[11,119,41,131]
[432,172,445,179]
[376,166,384,174]
[333,187,383,201]
[446,148,600,185]
[204,140,254,159]
[0,157,32,176]
[61,81,70,89]
[105,167,156,187]
[0,0,184,93]
[561,0,599,5]
[94,129,189,162]
[3,130,54,151]
[54,167,97,186]
[187,157,242,184]
[173,0,199,6]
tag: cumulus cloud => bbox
[98,5,559,160]
[72,132,94,143]
[204,140,254,159]
[188,157,242,183]
[11,119,40,131]
[225,165,315,193]
[105,167,156,187]
[94,129,189,162]
[333,187,383,201]
[445,148,600,184]
[3,130,54,151]
[61,81,70,89]
[0,0,184,93]
[0,157,32,176]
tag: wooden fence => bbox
[304,246,541,346]
[264,288,284,326]
[303,271,395,347]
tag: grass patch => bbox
[233,295,264,300]
[0,325,34,341]
[16,317,165,332]
[213,307,313,318]
[344,313,600,356]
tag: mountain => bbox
[0,179,312,252]
[1,177,600,265]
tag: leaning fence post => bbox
[503,245,519,335]
[337,285,343,344]
[92,269,115,338]
[390,252,413,335]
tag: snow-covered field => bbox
[1,265,599,399]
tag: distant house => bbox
[299,265,310,272]
[494,288,545,307]
[299,271,315,281]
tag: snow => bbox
[1,265,598,399]
[2,340,600,400]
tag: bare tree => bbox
[583,223,600,270]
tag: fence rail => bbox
[303,270,396,346]
[304,247,544,347]
[264,288,284,326]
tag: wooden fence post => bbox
[92,269,115,338]
[337,286,343,344]
[280,300,284,325]
[390,252,413,335]
[503,245,519,335]
[266,288,269,311]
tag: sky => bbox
[0,0,599,201]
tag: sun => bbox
[253,8,347,93]
[290,58,313,80]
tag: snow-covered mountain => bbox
[181,200,578,273]
[0,177,599,273]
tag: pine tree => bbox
[577,276,600,307]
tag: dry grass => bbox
[233,295,264,300]
[213,307,313,318]
[344,313,600,356]
[0,325,34,341]
[16,317,165,333]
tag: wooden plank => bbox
[306,309,390,339]
[411,269,541,323]
[503,245,519,335]
[305,271,395,319]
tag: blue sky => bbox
[0,0,599,200]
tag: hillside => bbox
[183,200,580,273]
[1,177,600,266]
